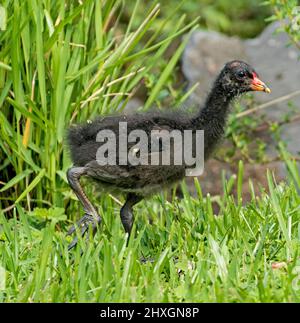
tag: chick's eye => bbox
[237,70,246,78]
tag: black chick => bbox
[66,60,270,249]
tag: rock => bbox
[245,21,300,113]
[245,21,300,156]
[182,30,246,105]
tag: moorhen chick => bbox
[66,60,270,249]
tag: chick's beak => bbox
[251,74,271,93]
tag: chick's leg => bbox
[66,166,102,250]
[120,193,142,236]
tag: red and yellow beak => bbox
[251,73,271,93]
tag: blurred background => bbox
[124,0,271,38]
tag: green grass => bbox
[1,158,300,302]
